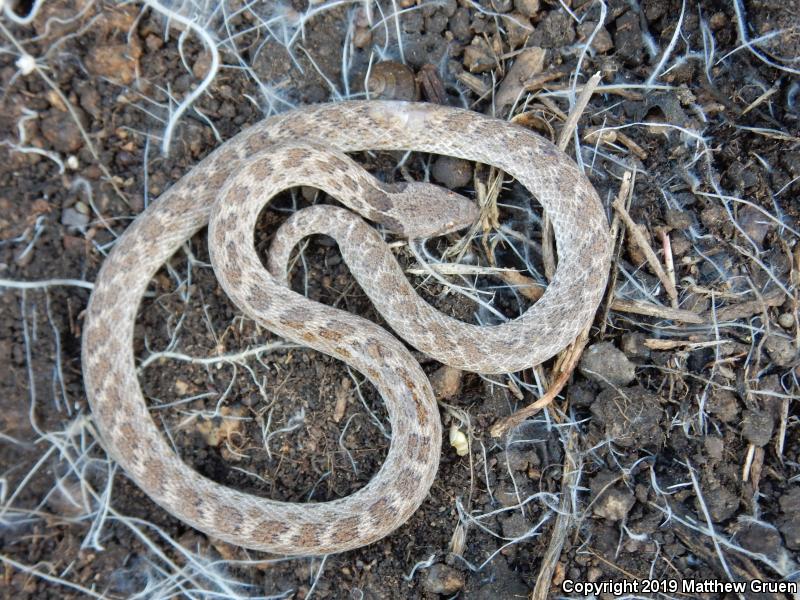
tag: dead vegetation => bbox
[0,0,798,598]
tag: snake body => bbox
[82,101,611,555]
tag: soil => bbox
[1,0,799,599]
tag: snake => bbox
[81,101,611,556]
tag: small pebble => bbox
[61,207,89,230]
[741,409,774,447]
[430,365,463,399]
[590,473,635,522]
[514,0,540,17]
[491,0,514,12]
[422,564,464,595]
[579,341,636,386]
[764,333,797,367]
[431,156,472,188]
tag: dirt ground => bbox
[1,0,799,598]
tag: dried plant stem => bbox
[610,298,704,323]
[611,196,679,307]
[531,429,578,600]
[490,325,589,438]
[542,72,602,281]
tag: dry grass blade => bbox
[611,196,679,308]
[610,298,704,323]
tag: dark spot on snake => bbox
[253,519,290,545]
[324,319,356,337]
[365,187,392,212]
[396,467,421,490]
[414,435,432,463]
[292,523,326,547]
[367,497,395,528]
[227,508,244,535]
[246,283,271,310]
[225,240,240,265]
[341,174,358,192]
[329,516,360,545]
[318,328,339,341]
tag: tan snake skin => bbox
[82,101,611,555]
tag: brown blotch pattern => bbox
[329,516,361,544]
[292,522,326,547]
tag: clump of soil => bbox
[1,0,798,598]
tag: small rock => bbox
[778,312,795,329]
[738,205,772,247]
[779,487,800,515]
[192,50,213,80]
[587,566,604,582]
[670,233,691,256]
[145,33,163,51]
[41,112,83,153]
[491,0,513,12]
[665,208,693,229]
[741,409,773,447]
[532,10,575,47]
[779,516,800,550]
[78,85,101,118]
[463,37,497,73]
[579,341,636,386]
[86,44,141,85]
[422,564,464,595]
[567,379,595,407]
[501,512,531,538]
[502,12,533,48]
[697,484,738,522]
[514,0,540,16]
[61,207,89,230]
[706,388,740,423]
[643,0,666,21]
[431,156,472,189]
[700,205,732,235]
[430,366,463,400]
[709,11,727,29]
[499,448,530,472]
[614,11,644,66]
[577,22,613,53]
[620,332,650,359]
[590,471,635,522]
[448,8,471,42]
[590,386,663,450]
[736,522,784,560]
[764,333,797,367]
[353,27,372,48]
[704,436,724,461]
[778,488,800,549]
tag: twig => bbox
[704,287,784,321]
[610,298,704,323]
[542,72,602,280]
[598,171,633,337]
[557,71,601,151]
[611,197,679,307]
[0,278,94,291]
[531,429,579,600]
[490,325,589,438]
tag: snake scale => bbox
[82,101,611,555]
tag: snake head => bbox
[377,182,479,239]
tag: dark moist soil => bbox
[1,0,799,599]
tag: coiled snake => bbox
[82,101,611,555]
